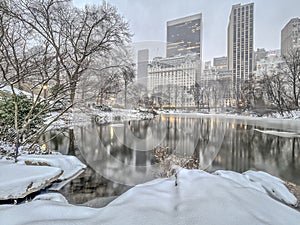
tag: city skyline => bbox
[73,0,300,61]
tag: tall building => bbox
[137,49,149,87]
[281,18,300,57]
[213,56,228,71]
[166,13,202,60]
[227,3,254,99]
[147,13,202,108]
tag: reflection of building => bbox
[147,54,201,108]
[281,18,300,56]
[228,3,254,99]
[166,13,202,60]
[137,49,149,87]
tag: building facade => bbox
[147,54,201,108]
[166,13,202,61]
[281,18,300,57]
[227,3,254,100]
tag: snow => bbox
[93,108,155,124]
[33,193,68,204]
[0,150,86,199]
[1,85,32,97]
[17,154,86,180]
[213,170,267,193]
[254,128,300,138]
[214,170,298,206]
[0,168,299,225]
[45,108,155,130]
[243,170,298,206]
[0,162,62,200]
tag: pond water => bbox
[46,114,300,204]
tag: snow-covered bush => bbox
[0,93,47,142]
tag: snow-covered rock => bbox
[0,168,299,225]
[243,170,298,206]
[18,154,86,180]
[0,162,62,200]
[215,170,298,206]
[33,193,68,204]
[213,170,266,193]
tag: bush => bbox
[0,93,47,141]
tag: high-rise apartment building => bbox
[166,13,202,60]
[228,3,254,99]
[281,18,300,57]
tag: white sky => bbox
[73,0,300,61]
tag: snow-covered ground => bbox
[46,108,155,130]
[0,168,299,225]
[254,128,300,138]
[0,161,62,200]
[18,154,86,180]
[0,153,86,200]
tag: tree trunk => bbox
[68,129,76,156]
[124,82,128,109]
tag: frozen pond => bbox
[45,114,300,204]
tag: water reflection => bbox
[45,115,300,204]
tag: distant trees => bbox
[282,49,300,108]
[262,70,287,115]
[262,49,300,115]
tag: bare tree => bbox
[240,79,256,110]
[282,49,300,109]
[2,0,131,105]
[0,7,72,160]
[262,70,289,116]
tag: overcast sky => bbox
[73,0,300,62]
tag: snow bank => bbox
[0,152,86,199]
[18,154,86,180]
[213,170,266,193]
[1,168,299,225]
[254,128,300,138]
[1,86,31,97]
[93,109,155,125]
[33,193,68,204]
[45,108,155,130]
[214,170,298,206]
[243,170,298,206]
[0,162,62,200]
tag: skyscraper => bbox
[281,18,300,57]
[166,13,202,60]
[228,3,254,100]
